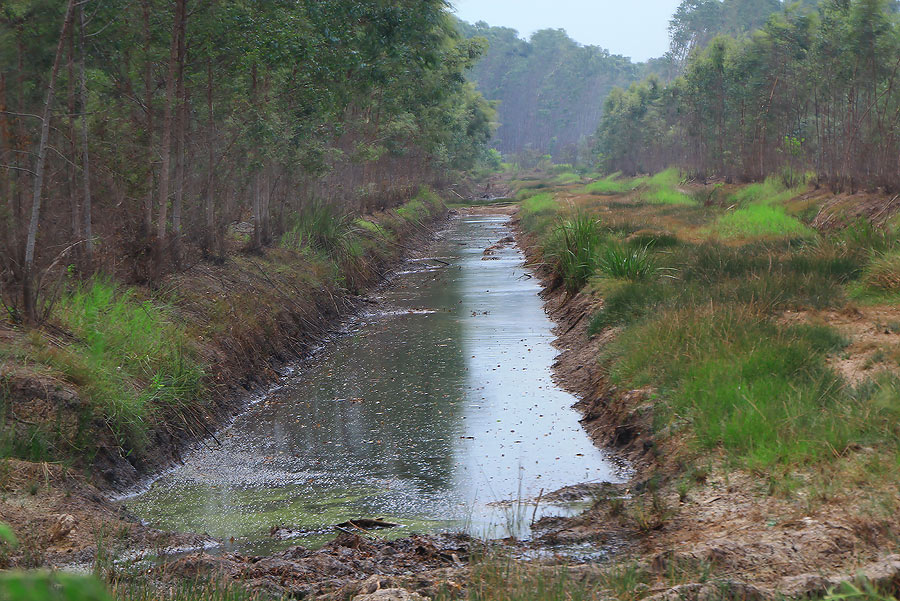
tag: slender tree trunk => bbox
[67,23,82,264]
[23,0,77,322]
[79,2,93,268]
[0,74,15,265]
[172,2,187,268]
[156,0,186,269]
[204,56,216,258]
[142,0,154,240]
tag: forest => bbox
[0,0,495,322]
[597,0,900,191]
[456,21,640,163]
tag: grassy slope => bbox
[0,189,446,482]
[510,169,900,599]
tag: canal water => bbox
[127,213,624,555]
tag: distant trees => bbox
[0,0,495,321]
[457,21,640,162]
[596,0,900,192]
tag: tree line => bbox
[1,0,496,321]
[596,0,900,191]
[456,21,641,164]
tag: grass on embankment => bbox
[0,188,445,470]
[517,170,900,478]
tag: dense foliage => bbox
[596,0,900,192]
[0,0,495,320]
[456,21,640,163]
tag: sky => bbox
[451,0,682,62]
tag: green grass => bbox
[551,171,581,185]
[41,280,204,450]
[635,169,696,205]
[596,243,657,281]
[602,304,892,470]
[519,193,558,235]
[708,204,815,239]
[545,214,604,292]
[583,173,635,196]
[727,176,806,207]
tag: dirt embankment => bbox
[515,217,900,599]
[0,203,452,570]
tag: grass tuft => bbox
[596,243,657,281]
[546,214,604,292]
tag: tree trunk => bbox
[172,1,187,269]
[156,0,186,270]
[142,0,154,241]
[79,2,93,269]
[204,56,216,258]
[23,0,77,322]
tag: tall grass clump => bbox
[396,187,443,222]
[551,171,581,185]
[728,176,804,207]
[281,202,354,256]
[596,243,657,281]
[860,250,900,293]
[546,214,603,292]
[46,280,204,449]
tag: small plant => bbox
[597,243,657,281]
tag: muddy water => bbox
[128,214,624,554]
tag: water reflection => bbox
[128,215,624,554]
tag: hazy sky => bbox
[451,0,681,62]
